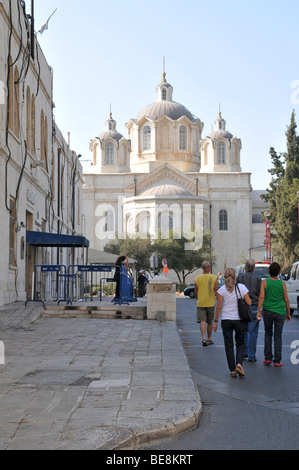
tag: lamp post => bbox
[264,212,271,262]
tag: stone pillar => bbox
[146,277,176,321]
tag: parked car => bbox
[183,278,225,298]
[285,261,299,315]
[236,262,271,280]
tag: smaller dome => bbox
[139,184,193,197]
[99,130,124,142]
[207,129,234,141]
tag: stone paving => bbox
[0,301,201,450]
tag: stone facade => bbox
[0,1,83,306]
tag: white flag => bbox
[37,9,57,35]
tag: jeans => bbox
[244,306,259,360]
[263,310,286,363]
[221,320,246,372]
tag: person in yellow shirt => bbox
[194,261,218,346]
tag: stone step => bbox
[42,304,147,320]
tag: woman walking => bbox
[257,262,291,367]
[213,268,251,377]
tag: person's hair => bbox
[224,267,236,293]
[245,259,255,273]
[202,261,210,271]
[269,262,280,277]
[115,255,126,266]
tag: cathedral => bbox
[82,72,267,278]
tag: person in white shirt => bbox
[213,268,251,377]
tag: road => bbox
[145,297,299,451]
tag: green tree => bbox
[153,230,216,283]
[262,110,299,270]
[104,230,217,283]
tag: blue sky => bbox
[34,0,299,189]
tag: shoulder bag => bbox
[235,284,253,321]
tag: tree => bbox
[262,111,299,270]
[104,230,217,283]
[153,230,216,283]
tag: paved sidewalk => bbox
[0,301,201,450]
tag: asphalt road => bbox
[145,297,299,451]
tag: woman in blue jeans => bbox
[213,268,251,377]
[257,262,291,366]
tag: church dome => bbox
[139,184,193,197]
[99,130,124,142]
[136,101,197,123]
[206,113,234,141]
[98,112,123,142]
[207,129,234,141]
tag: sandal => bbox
[202,339,208,346]
[207,339,214,345]
[230,371,237,378]
[235,364,245,376]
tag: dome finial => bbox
[162,56,166,83]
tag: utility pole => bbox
[31,0,35,60]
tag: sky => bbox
[33,0,299,189]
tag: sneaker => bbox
[263,360,272,365]
[274,362,283,367]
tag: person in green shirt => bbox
[257,262,291,367]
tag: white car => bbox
[285,261,299,315]
[236,262,271,279]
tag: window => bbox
[162,88,167,100]
[217,142,226,164]
[26,87,31,152]
[105,142,114,165]
[9,197,17,266]
[219,210,228,231]
[104,210,114,232]
[179,125,187,150]
[8,58,20,137]
[143,125,151,150]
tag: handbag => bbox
[235,284,253,321]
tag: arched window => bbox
[217,141,226,164]
[143,125,151,150]
[105,142,114,165]
[179,125,187,150]
[219,210,228,231]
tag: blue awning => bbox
[26,231,89,248]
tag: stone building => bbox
[0,0,85,306]
[83,72,267,278]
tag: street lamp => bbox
[264,212,271,262]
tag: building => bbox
[0,0,85,306]
[83,71,268,278]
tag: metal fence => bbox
[25,265,67,307]
[25,264,137,306]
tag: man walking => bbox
[195,261,218,346]
[237,259,261,361]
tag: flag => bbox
[37,9,57,35]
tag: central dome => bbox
[139,184,193,197]
[136,101,197,122]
